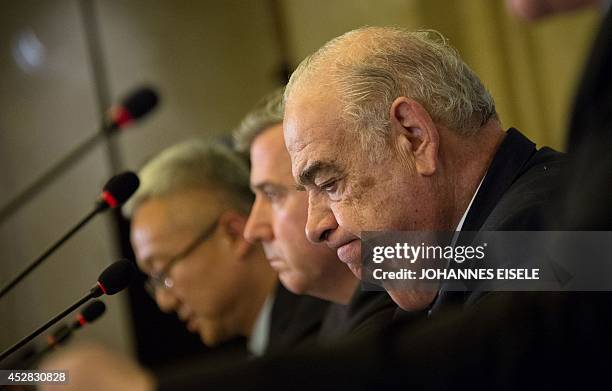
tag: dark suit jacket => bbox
[430,128,565,313]
[317,288,397,342]
[562,7,612,230]
[265,283,330,354]
[156,282,329,390]
[567,8,612,155]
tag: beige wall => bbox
[95,0,282,169]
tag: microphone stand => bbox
[0,292,99,362]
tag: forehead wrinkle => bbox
[286,88,347,183]
[285,107,344,152]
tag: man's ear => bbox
[218,210,252,259]
[389,97,439,176]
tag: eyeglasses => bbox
[144,218,219,298]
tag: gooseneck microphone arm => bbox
[20,300,107,368]
[0,292,96,362]
[0,208,100,299]
[0,259,135,363]
[0,172,139,300]
[29,327,70,367]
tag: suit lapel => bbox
[266,283,329,354]
[431,128,537,313]
[461,128,536,232]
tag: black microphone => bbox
[50,300,106,347]
[105,87,159,131]
[90,259,136,297]
[0,86,158,225]
[18,300,107,367]
[73,299,106,328]
[0,173,139,300]
[0,260,135,362]
[94,171,141,211]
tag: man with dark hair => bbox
[234,87,397,340]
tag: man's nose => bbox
[244,197,274,243]
[305,194,337,244]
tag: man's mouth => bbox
[267,257,285,271]
[263,246,284,269]
[178,307,195,327]
[336,239,360,264]
[335,239,362,279]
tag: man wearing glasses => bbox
[38,140,330,391]
[123,140,328,355]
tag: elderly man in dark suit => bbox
[282,26,564,313]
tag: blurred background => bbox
[0,0,600,370]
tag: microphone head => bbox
[79,300,106,325]
[94,259,136,296]
[122,87,159,120]
[48,324,72,347]
[99,171,140,210]
[107,86,159,130]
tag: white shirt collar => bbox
[455,175,485,232]
[451,174,485,249]
[247,291,275,356]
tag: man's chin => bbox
[195,319,229,347]
[199,328,224,347]
[278,272,308,295]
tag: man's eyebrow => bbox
[298,161,339,187]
